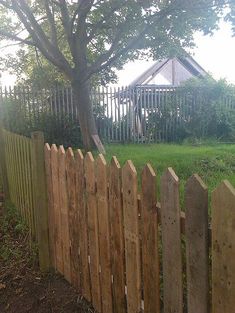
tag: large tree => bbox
[0,0,229,151]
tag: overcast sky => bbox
[1,19,235,86]
[115,20,235,86]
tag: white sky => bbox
[115,20,235,86]
[1,20,235,86]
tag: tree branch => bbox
[0,29,35,46]
[9,0,73,79]
[44,0,58,46]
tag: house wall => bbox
[146,59,194,86]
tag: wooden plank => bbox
[50,144,63,273]
[58,145,71,282]
[92,134,106,154]
[185,174,209,313]
[31,131,50,272]
[25,137,34,237]
[122,160,141,313]
[28,139,36,237]
[0,127,9,199]
[160,168,183,313]
[84,152,101,312]
[20,136,27,224]
[11,133,17,202]
[15,135,23,215]
[212,180,235,313]
[44,143,55,268]
[66,147,80,289]
[3,132,11,202]
[23,137,29,227]
[96,154,113,313]
[75,149,91,301]
[109,156,126,313]
[141,164,160,313]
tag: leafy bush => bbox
[172,77,235,142]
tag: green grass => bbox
[104,143,235,208]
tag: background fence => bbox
[1,86,235,144]
[1,128,235,313]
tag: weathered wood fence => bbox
[1,128,235,313]
[1,86,235,143]
[0,128,50,270]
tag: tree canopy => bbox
[0,0,232,150]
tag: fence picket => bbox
[44,143,55,268]
[212,181,235,313]
[96,154,113,313]
[109,157,126,313]
[160,168,183,313]
[66,148,80,290]
[31,132,50,271]
[141,164,160,313]
[75,149,91,301]
[185,174,209,313]
[84,152,102,312]
[122,160,141,313]
[3,127,235,313]
[51,144,63,273]
[58,146,71,282]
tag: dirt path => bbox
[0,203,95,313]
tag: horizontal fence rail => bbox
[0,86,235,144]
[1,128,235,312]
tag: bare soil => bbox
[0,201,95,313]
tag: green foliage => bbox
[176,77,235,141]
[0,1,228,88]
[0,202,28,261]
[1,90,112,147]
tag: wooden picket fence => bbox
[1,127,235,313]
[0,128,50,270]
[44,144,235,313]
[1,129,35,233]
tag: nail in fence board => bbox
[141,164,160,313]
[122,160,141,313]
[66,148,80,289]
[84,152,102,312]
[96,154,113,313]
[51,144,63,273]
[212,181,235,313]
[58,146,71,282]
[109,157,126,313]
[44,143,55,268]
[185,175,209,313]
[160,168,183,313]
[75,150,91,301]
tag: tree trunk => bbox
[72,79,105,153]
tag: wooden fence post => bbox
[185,174,209,313]
[0,127,9,200]
[31,131,50,272]
[122,160,141,313]
[212,180,235,313]
[160,168,183,313]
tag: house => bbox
[117,55,208,139]
[128,55,207,88]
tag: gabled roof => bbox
[129,55,207,88]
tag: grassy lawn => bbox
[104,143,235,207]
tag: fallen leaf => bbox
[0,283,6,290]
